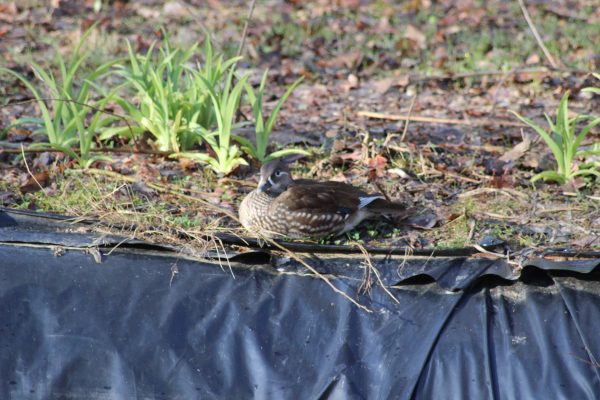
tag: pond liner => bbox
[3,207,599,259]
[0,208,600,399]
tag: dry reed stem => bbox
[20,144,48,195]
[264,236,373,313]
[517,0,560,68]
[353,241,400,304]
[358,111,525,127]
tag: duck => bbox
[239,158,405,239]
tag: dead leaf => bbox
[372,77,396,94]
[19,171,49,194]
[499,132,532,162]
[337,0,360,8]
[0,191,17,205]
[164,1,189,18]
[178,157,198,170]
[407,210,439,229]
[372,75,409,94]
[137,7,160,19]
[572,235,599,248]
[320,50,361,69]
[526,53,540,65]
[367,155,387,179]
[0,2,17,23]
[515,70,550,83]
[340,73,359,92]
[404,25,426,49]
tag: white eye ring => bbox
[275,171,282,176]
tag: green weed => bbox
[0,26,117,168]
[236,70,308,162]
[109,38,198,152]
[174,66,248,175]
[511,92,600,186]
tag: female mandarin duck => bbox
[239,158,405,239]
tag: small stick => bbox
[400,92,417,143]
[1,98,136,137]
[354,241,400,304]
[267,236,373,313]
[0,145,171,156]
[20,144,47,195]
[236,0,257,57]
[458,187,529,200]
[517,0,560,69]
[358,111,525,127]
[408,66,585,83]
[489,67,516,116]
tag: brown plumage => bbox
[239,158,405,239]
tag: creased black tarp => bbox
[1,209,600,399]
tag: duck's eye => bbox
[275,170,282,177]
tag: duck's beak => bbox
[257,177,272,193]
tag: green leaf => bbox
[171,152,214,162]
[572,168,600,179]
[582,87,600,95]
[531,170,566,184]
[573,117,600,152]
[511,110,565,174]
[233,135,258,157]
[98,126,144,141]
[0,67,57,145]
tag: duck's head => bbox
[257,159,294,195]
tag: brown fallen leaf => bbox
[340,73,359,92]
[526,53,540,65]
[404,25,426,49]
[367,155,387,179]
[19,171,49,194]
[319,50,362,69]
[499,131,532,162]
[372,75,409,94]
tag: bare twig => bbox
[267,237,373,313]
[413,66,589,83]
[472,244,519,266]
[489,67,516,116]
[458,187,529,200]
[1,97,135,137]
[20,144,47,195]
[400,92,417,142]
[354,242,400,304]
[236,0,257,57]
[358,111,525,127]
[517,0,560,69]
[1,143,170,156]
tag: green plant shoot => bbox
[511,91,600,185]
[236,70,309,162]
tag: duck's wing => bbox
[271,182,384,216]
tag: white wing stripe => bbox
[358,196,384,209]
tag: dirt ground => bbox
[1,0,599,257]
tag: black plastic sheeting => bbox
[1,208,600,399]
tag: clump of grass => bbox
[236,70,308,163]
[174,66,249,174]
[108,36,242,154]
[0,26,118,168]
[511,91,600,186]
